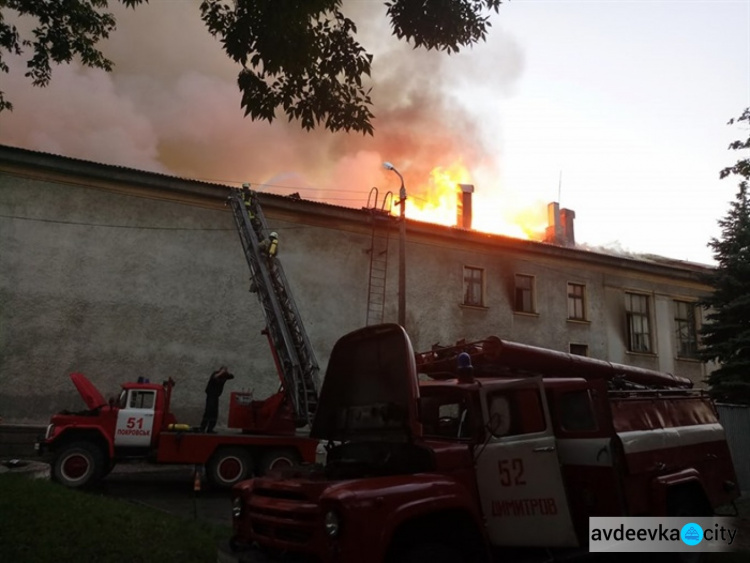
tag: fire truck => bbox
[36,188,320,489]
[220,323,739,563]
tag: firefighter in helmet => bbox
[259,231,278,257]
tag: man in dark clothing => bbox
[199,366,235,433]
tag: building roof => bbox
[0,143,712,283]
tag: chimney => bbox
[545,202,576,246]
[560,208,576,247]
[457,184,474,229]
[545,202,562,244]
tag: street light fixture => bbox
[383,162,407,328]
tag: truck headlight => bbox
[324,510,341,538]
[232,496,243,519]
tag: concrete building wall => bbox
[0,154,376,425]
[0,146,712,425]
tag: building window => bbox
[463,266,484,307]
[514,274,535,313]
[569,343,588,356]
[626,293,652,353]
[567,283,586,320]
[674,300,698,359]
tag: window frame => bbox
[674,300,699,359]
[569,343,589,357]
[128,390,156,410]
[513,273,536,314]
[463,265,485,308]
[625,292,653,354]
[567,282,587,321]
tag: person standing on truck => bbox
[200,366,235,433]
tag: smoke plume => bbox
[0,1,525,211]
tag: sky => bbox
[1,0,748,265]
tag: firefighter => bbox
[259,231,279,257]
[199,366,235,433]
[241,184,255,219]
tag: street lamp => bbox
[383,162,407,328]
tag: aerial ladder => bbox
[227,186,320,427]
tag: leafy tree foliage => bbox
[700,108,750,404]
[0,0,144,112]
[0,0,503,134]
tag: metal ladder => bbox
[227,187,319,427]
[365,188,394,326]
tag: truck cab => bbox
[37,374,176,487]
[222,324,739,563]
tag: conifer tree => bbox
[700,108,750,404]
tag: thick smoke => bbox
[0,1,524,210]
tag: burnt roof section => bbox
[0,143,712,283]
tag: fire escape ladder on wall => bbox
[227,188,320,427]
[365,188,393,326]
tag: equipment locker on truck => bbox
[36,187,321,489]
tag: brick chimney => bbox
[457,184,474,229]
[560,208,576,247]
[545,202,576,247]
[545,202,562,243]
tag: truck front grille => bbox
[247,488,319,547]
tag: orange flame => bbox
[400,162,547,240]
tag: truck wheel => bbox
[52,441,105,488]
[258,448,302,475]
[207,448,253,488]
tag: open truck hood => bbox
[70,372,107,410]
[311,324,421,442]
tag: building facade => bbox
[0,145,711,425]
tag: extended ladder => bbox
[227,187,320,427]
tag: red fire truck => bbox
[220,323,739,562]
[36,188,321,489]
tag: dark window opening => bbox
[514,274,535,313]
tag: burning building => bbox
[0,144,712,425]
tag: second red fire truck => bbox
[221,324,739,562]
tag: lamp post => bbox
[383,162,406,328]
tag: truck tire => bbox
[258,448,302,475]
[207,447,253,488]
[52,441,105,489]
